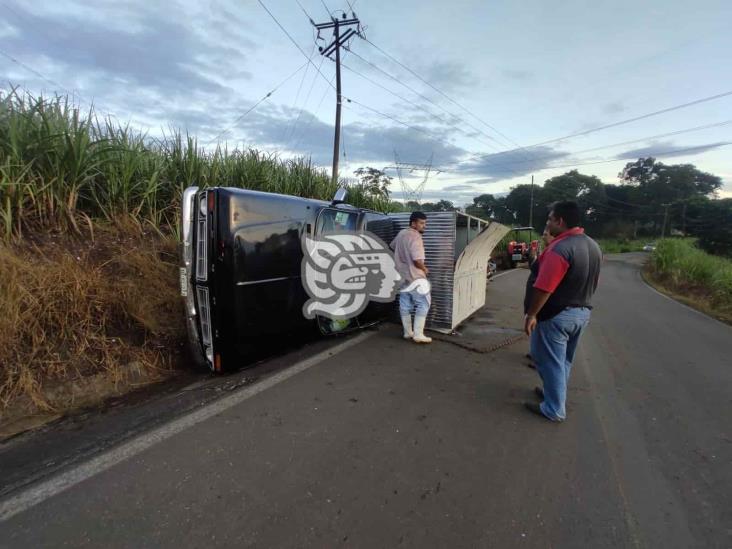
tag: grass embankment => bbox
[0,88,396,432]
[645,239,732,323]
[0,221,184,435]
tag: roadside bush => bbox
[649,238,732,316]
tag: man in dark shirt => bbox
[523,225,554,369]
[523,201,602,422]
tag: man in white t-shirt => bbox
[390,211,431,343]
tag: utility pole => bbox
[313,12,362,185]
[681,200,687,235]
[661,203,671,238]
[529,174,534,229]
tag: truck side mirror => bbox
[331,187,348,205]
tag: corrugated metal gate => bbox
[387,212,509,332]
[390,212,457,330]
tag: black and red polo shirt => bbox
[532,227,602,321]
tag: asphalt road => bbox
[0,253,730,548]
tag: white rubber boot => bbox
[412,315,432,343]
[400,314,413,339]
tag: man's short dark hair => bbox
[550,201,581,228]
[409,211,427,224]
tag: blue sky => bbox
[2,0,731,205]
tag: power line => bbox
[257,0,335,91]
[529,142,732,172]
[341,106,347,161]
[0,48,74,98]
[360,35,732,174]
[342,95,530,180]
[360,35,523,151]
[444,142,732,183]
[259,1,510,175]
[340,61,499,151]
[0,47,151,130]
[570,120,732,156]
[294,0,315,23]
[446,119,732,172]
[286,55,326,145]
[454,89,732,171]
[346,48,504,151]
[515,90,732,153]
[343,96,439,139]
[282,43,318,142]
[292,68,336,150]
[205,62,307,146]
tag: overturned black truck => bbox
[180,186,508,372]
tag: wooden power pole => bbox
[661,203,671,238]
[313,13,362,185]
[529,174,534,229]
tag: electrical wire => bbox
[528,142,732,172]
[360,36,523,150]
[360,35,732,177]
[287,55,326,146]
[342,96,528,180]
[292,69,336,150]
[444,119,732,172]
[257,0,336,91]
[448,142,732,182]
[294,0,315,22]
[0,47,152,130]
[340,61,499,151]
[205,62,308,145]
[346,48,504,151]
[530,90,732,149]
[281,43,318,142]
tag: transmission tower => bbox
[384,151,441,204]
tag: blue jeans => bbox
[399,290,430,317]
[530,307,591,421]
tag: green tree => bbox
[504,184,544,227]
[433,199,457,212]
[353,167,393,200]
[543,170,607,230]
[685,197,732,256]
[620,157,722,203]
[467,193,513,223]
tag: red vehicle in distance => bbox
[507,227,539,269]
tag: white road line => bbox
[0,331,375,523]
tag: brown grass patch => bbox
[0,218,186,425]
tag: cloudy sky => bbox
[2,0,731,204]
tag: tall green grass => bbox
[597,238,647,254]
[650,239,732,313]
[0,87,399,240]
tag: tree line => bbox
[353,158,731,256]
[464,158,730,256]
